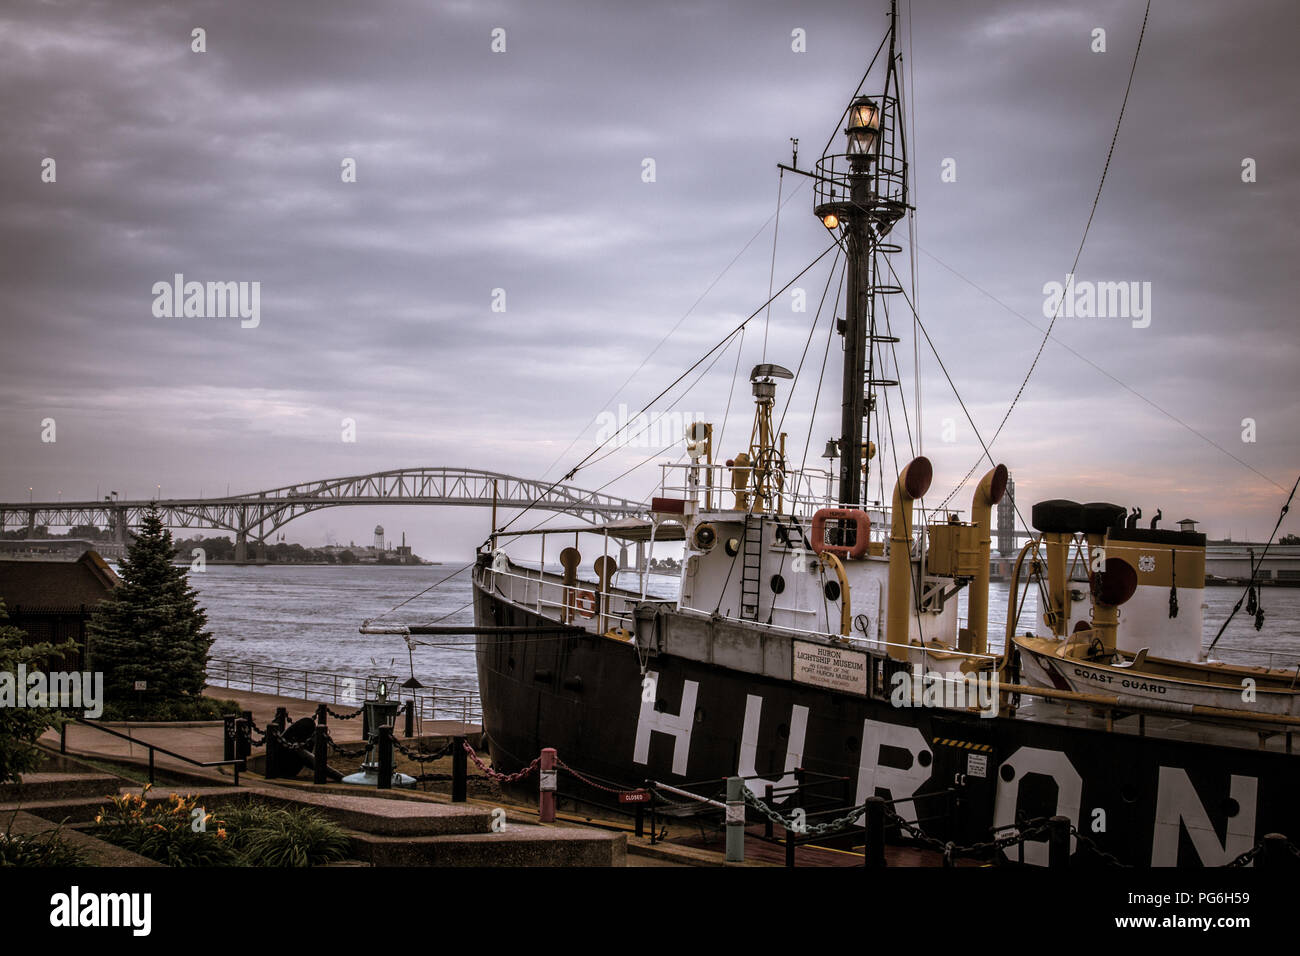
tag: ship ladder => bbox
[740,513,764,621]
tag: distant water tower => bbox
[373,525,385,552]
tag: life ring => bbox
[574,590,597,618]
[810,508,870,560]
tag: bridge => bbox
[0,467,650,562]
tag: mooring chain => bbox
[1068,824,1131,868]
[325,706,365,721]
[389,737,455,763]
[323,734,367,759]
[888,811,1054,863]
[462,740,538,783]
[740,788,874,837]
[556,758,645,796]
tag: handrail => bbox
[205,657,482,724]
[66,717,245,786]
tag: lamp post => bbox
[836,95,881,508]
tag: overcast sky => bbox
[2,0,1297,558]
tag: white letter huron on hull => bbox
[632,672,698,776]
[738,695,808,801]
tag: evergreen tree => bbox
[0,602,77,783]
[87,508,213,716]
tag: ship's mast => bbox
[788,0,909,508]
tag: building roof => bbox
[0,551,121,612]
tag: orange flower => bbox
[216,828,227,841]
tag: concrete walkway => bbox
[41,687,481,784]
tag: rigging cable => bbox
[934,0,1152,512]
[489,242,841,542]
[1207,473,1299,651]
[535,181,807,484]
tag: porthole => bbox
[824,580,841,602]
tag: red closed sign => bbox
[618,789,652,804]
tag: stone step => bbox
[0,772,122,804]
[346,825,627,866]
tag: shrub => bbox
[91,790,350,867]
[90,786,238,867]
[219,801,351,867]
[98,695,241,723]
[0,814,88,867]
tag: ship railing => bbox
[658,461,895,518]
[205,657,482,724]
[484,563,638,633]
[673,603,1000,668]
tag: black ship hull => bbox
[473,579,1297,866]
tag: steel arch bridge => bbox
[0,467,649,561]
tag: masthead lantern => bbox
[845,96,881,161]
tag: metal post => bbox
[60,722,67,755]
[785,825,795,868]
[539,747,557,823]
[223,715,236,762]
[726,776,745,863]
[452,736,467,802]
[236,712,252,762]
[377,725,393,790]
[273,706,288,731]
[864,796,887,868]
[148,748,155,785]
[404,701,414,739]
[764,784,775,839]
[316,703,327,726]
[634,804,644,838]
[1048,815,1070,869]
[265,726,279,780]
[313,720,328,785]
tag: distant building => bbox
[374,525,385,553]
[0,550,120,670]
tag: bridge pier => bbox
[256,538,267,563]
[235,531,248,564]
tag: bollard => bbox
[864,796,887,868]
[377,725,393,790]
[316,703,327,726]
[725,776,745,863]
[223,715,238,762]
[265,726,280,780]
[452,736,467,802]
[1258,833,1288,870]
[539,748,557,823]
[1048,815,1071,869]
[235,717,251,763]
[313,720,328,785]
[404,701,414,739]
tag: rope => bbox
[935,0,1152,511]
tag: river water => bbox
[188,564,1300,696]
